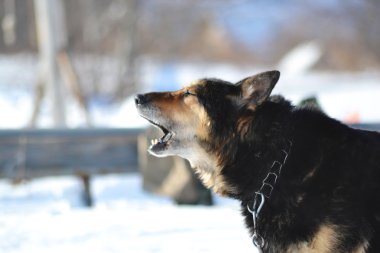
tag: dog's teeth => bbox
[150,137,166,146]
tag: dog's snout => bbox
[135,94,148,105]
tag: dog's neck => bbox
[229,138,294,200]
[179,141,241,196]
[186,148,231,195]
[223,99,295,200]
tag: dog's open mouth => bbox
[146,119,174,153]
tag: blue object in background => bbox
[152,63,179,91]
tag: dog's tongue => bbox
[149,140,167,154]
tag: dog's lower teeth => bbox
[149,133,172,148]
[151,139,160,145]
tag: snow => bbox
[275,72,380,123]
[90,96,148,129]
[0,174,256,253]
[0,54,380,128]
[277,41,322,76]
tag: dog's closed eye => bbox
[184,90,196,97]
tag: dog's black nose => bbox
[135,94,147,105]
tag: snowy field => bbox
[0,173,255,253]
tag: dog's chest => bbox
[257,223,367,253]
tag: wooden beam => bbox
[0,128,143,180]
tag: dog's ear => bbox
[237,70,280,105]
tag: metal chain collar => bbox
[247,140,292,252]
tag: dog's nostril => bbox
[135,94,146,105]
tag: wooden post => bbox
[2,0,16,46]
[78,173,93,207]
[34,0,66,127]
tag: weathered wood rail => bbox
[0,124,378,206]
[351,123,380,132]
[0,128,144,206]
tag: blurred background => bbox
[1,0,380,127]
[0,0,380,252]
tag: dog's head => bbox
[135,70,280,194]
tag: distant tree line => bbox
[1,0,380,71]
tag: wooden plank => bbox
[0,128,144,180]
[0,128,142,138]
[0,124,377,181]
[350,123,380,132]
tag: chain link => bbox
[247,140,292,251]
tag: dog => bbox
[135,70,380,252]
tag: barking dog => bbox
[135,71,380,253]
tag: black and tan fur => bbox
[135,71,380,252]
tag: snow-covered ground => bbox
[0,173,255,253]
